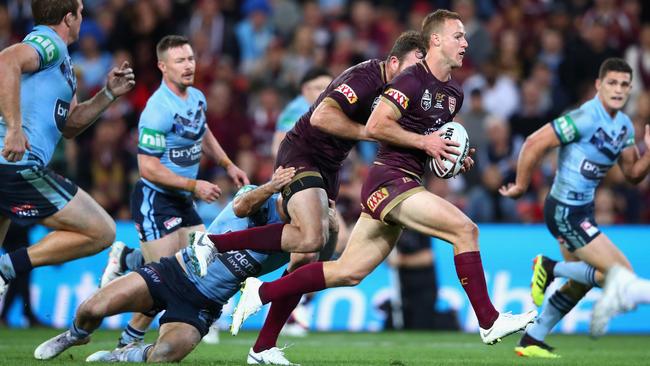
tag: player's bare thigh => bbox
[140,224,204,263]
[40,188,115,243]
[286,187,330,250]
[388,190,478,253]
[77,272,154,326]
[148,322,201,362]
[574,233,632,274]
[324,215,401,287]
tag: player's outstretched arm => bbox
[310,99,374,141]
[202,128,249,188]
[232,166,296,217]
[138,154,222,202]
[618,124,650,184]
[63,61,135,138]
[499,123,560,198]
[0,44,39,162]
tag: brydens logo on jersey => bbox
[335,83,358,104]
[385,88,409,109]
[170,142,201,166]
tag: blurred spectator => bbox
[186,0,240,66]
[206,81,254,160]
[466,116,522,222]
[463,60,520,119]
[249,86,282,159]
[624,23,650,115]
[237,0,275,75]
[72,21,113,94]
[453,0,491,69]
[560,17,619,105]
[509,77,552,139]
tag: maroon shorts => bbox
[275,138,340,202]
[360,163,425,223]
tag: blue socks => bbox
[118,324,146,348]
[527,289,580,341]
[123,248,145,271]
[69,320,91,340]
[0,248,32,281]
[554,261,598,287]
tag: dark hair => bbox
[156,35,191,60]
[387,30,427,63]
[300,67,331,88]
[32,0,79,26]
[421,9,462,45]
[598,57,633,80]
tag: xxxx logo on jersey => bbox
[335,83,358,104]
[385,88,409,109]
[367,187,390,212]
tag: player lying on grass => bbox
[500,58,650,358]
[34,167,338,364]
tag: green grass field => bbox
[1,329,648,365]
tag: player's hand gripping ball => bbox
[429,122,470,179]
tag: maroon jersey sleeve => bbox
[324,72,382,118]
[379,68,423,118]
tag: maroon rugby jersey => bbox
[376,61,464,177]
[284,59,387,171]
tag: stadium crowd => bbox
[2,0,650,225]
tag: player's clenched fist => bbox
[106,61,136,97]
[194,180,222,202]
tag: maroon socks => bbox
[454,251,499,329]
[208,223,285,252]
[259,262,326,304]
[253,271,303,352]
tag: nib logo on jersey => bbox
[170,142,202,167]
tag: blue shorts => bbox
[544,195,601,252]
[130,180,202,242]
[0,164,78,224]
[136,257,222,337]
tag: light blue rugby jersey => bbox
[137,82,207,195]
[0,25,77,166]
[180,185,289,304]
[550,94,635,205]
[276,96,310,133]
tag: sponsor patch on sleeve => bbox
[384,88,410,109]
[23,34,60,68]
[139,127,167,152]
[553,115,579,144]
[334,83,358,104]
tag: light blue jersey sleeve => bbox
[276,96,310,132]
[23,31,63,70]
[138,99,171,158]
[551,108,595,145]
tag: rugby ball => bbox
[428,122,470,179]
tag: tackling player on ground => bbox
[215,9,536,347]
[500,58,650,357]
[0,0,134,294]
[33,167,326,364]
[98,35,248,349]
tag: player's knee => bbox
[77,298,105,321]
[299,227,327,253]
[456,220,479,250]
[89,216,116,251]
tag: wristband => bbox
[219,157,233,168]
[103,87,116,102]
[186,179,197,193]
